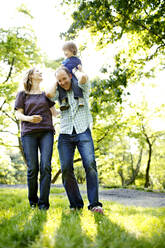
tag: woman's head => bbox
[23,68,42,92]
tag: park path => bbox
[1,184,165,208]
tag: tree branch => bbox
[0,142,19,148]
[1,109,16,123]
[2,58,15,84]
[0,99,6,110]
[0,130,17,136]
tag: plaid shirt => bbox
[52,81,93,134]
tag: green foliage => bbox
[0,27,41,79]
[62,0,165,50]
[61,0,165,92]
[0,148,26,184]
[90,64,128,118]
[17,4,34,19]
[43,57,64,70]
[74,165,86,184]
[0,17,42,184]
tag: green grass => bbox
[0,188,165,248]
[50,186,65,194]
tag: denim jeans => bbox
[21,131,54,209]
[58,128,102,209]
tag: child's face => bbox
[63,49,74,58]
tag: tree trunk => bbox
[144,142,152,188]
[51,169,61,183]
[118,168,125,186]
[15,119,27,164]
[125,148,143,186]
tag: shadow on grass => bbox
[0,208,47,248]
[93,212,164,248]
[53,210,93,248]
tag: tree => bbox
[61,0,165,55]
[0,24,42,179]
[135,113,165,188]
[60,0,164,86]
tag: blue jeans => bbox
[21,131,54,209]
[58,128,102,209]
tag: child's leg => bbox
[58,85,70,110]
[71,76,83,98]
[71,76,85,107]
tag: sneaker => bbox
[70,207,83,212]
[70,208,76,211]
[91,206,103,214]
[31,204,37,209]
[78,97,84,107]
[39,207,48,211]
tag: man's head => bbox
[55,66,72,91]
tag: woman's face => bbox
[31,68,43,82]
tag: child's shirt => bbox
[62,56,82,74]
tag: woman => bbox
[15,68,58,210]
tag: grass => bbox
[0,188,165,248]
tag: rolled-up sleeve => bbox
[14,91,25,110]
[51,90,59,102]
[46,96,55,108]
[78,81,90,94]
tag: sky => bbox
[0,0,71,58]
[0,0,109,79]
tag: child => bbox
[58,41,85,110]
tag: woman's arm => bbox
[16,108,42,123]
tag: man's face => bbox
[56,70,72,91]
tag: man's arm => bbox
[46,81,58,98]
[73,65,88,84]
[50,106,60,117]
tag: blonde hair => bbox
[23,68,35,92]
[62,41,78,55]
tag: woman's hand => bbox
[28,115,42,123]
[16,109,42,123]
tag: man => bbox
[49,66,103,213]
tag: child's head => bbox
[62,41,78,58]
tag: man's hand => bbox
[73,65,88,84]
